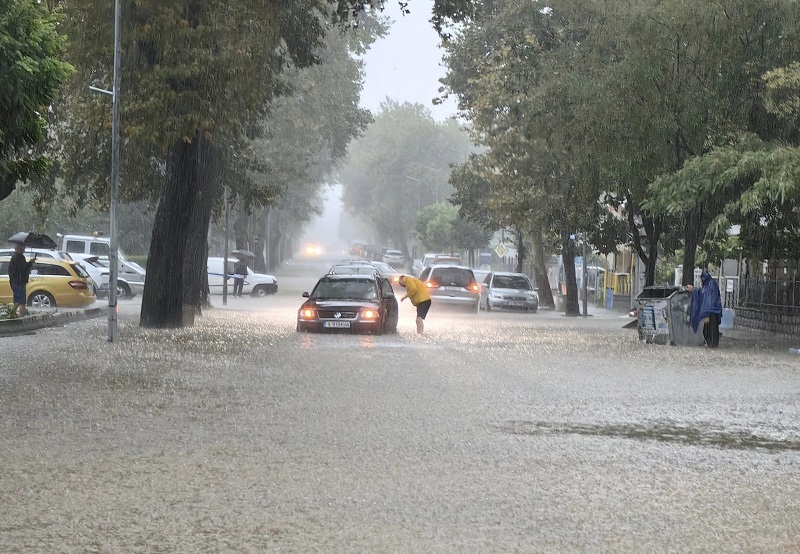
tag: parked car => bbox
[480,271,539,313]
[418,264,481,312]
[0,247,109,298]
[0,256,97,309]
[297,273,398,334]
[61,234,145,298]
[421,253,463,273]
[207,257,278,296]
[381,249,405,268]
[368,261,403,285]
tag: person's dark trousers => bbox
[233,278,244,297]
[703,313,721,348]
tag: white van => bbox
[207,257,278,297]
[61,234,145,298]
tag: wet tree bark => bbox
[140,133,214,328]
[182,145,219,319]
[532,232,555,309]
[515,230,525,273]
[681,205,704,285]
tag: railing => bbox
[738,275,800,315]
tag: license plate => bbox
[441,286,461,291]
[510,301,525,307]
[323,321,351,329]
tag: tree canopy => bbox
[0,0,72,202]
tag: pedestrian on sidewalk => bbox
[8,243,35,317]
[398,274,432,335]
[687,269,723,348]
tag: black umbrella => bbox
[7,232,57,249]
[231,249,256,258]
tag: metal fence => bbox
[738,275,800,315]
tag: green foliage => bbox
[0,303,18,319]
[0,0,73,200]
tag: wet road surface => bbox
[1,259,799,552]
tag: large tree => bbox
[49,1,388,328]
[0,0,72,202]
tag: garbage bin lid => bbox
[637,286,680,299]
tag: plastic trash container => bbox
[637,286,677,344]
[637,286,705,346]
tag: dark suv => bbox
[418,264,481,312]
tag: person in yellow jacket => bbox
[398,275,432,335]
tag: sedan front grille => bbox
[317,309,359,319]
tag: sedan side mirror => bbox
[302,292,309,298]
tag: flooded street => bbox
[2,261,799,553]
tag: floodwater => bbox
[1,260,799,552]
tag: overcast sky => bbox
[359,0,459,121]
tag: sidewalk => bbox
[0,307,104,337]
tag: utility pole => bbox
[223,186,229,306]
[582,234,588,318]
[90,0,122,342]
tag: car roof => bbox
[0,255,73,265]
[492,271,529,277]
[321,273,378,281]
[428,264,472,270]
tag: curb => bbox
[0,307,104,337]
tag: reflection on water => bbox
[496,420,800,452]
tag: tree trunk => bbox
[182,151,218,316]
[515,230,524,273]
[140,133,213,328]
[563,247,580,316]
[681,206,703,285]
[532,232,555,309]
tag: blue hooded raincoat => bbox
[690,271,723,332]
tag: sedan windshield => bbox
[312,280,378,300]
[493,275,532,289]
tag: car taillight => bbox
[299,308,316,320]
[69,280,89,290]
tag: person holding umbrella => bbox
[8,242,36,316]
[233,257,248,297]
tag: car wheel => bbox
[117,282,131,299]
[253,285,268,298]
[28,291,55,309]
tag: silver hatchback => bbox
[418,264,481,312]
[480,271,539,313]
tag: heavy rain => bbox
[2,0,800,552]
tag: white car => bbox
[207,257,278,297]
[381,249,405,269]
[0,247,109,298]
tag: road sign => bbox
[495,244,508,257]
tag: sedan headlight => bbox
[360,308,377,320]
[299,307,316,320]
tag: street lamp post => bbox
[90,0,122,342]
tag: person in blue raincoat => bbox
[687,269,723,348]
